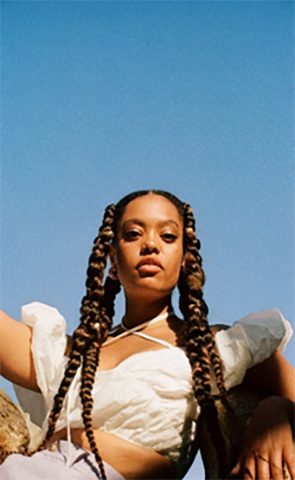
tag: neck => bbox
[123,295,173,329]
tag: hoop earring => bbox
[108,267,119,281]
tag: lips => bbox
[136,257,162,270]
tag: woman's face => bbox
[110,194,184,301]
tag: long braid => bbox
[1,205,120,468]
[77,204,118,480]
[30,205,117,464]
[80,204,117,334]
[1,203,121,475]
[182,203,226,396]
[81,344,106,479]
[178,202,228,477]
[78,278,121,480]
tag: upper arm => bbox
[0,310,39,392]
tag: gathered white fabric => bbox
[14,303,292,478]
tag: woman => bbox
[0,190,294,480]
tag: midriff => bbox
[51,427,176,480]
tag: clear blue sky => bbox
[1,2,294,479]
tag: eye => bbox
[162,232,177,243]
[124,230,141,240]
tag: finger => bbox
[230,447,255,480]
[283,450,295,480]
[230,447,248,479]
[270,451,284,480]
[256,454,271,480]
[243,454,256,480]
[230,464,241,478]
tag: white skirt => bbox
[0,440,125,480]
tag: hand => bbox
[230,396,295,480]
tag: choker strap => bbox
[104,310,174,346]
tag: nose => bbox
[140,235,159,255]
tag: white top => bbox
[14,303,292,478]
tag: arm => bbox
[231,352,295,480]
[0,310,39,392]
[243,350,295,401]
[52,428,176,480]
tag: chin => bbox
[131,279,176,297]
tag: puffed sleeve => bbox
[14,302,68,427]
[214,308,293,391]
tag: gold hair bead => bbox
[94,323,101,331]
[186,227,194,233]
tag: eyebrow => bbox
[122,218,181,230]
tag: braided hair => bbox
[17,204,121,480]
[3,190,228,479]
[178,202,228,475]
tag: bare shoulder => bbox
[165,316,230,345]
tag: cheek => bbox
[114,246,136,279]
[168,246,184,275]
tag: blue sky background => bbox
[1,2,294,479]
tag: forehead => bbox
[119,194,183,226]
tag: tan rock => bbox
[0,389,30,463]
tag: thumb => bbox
[229,461,243,479]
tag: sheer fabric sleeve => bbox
[214,308,293,391]
[14,302,68,427]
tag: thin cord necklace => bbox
[104,309,175,346]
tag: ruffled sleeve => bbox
[214,308,293,391]
[14,302,68,427]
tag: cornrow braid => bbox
[178,202,228,477]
